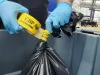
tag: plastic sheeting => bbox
[21,40,70,75]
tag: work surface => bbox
[77,24,100,31]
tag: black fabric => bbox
[21,40,71,75]
[9,0,49,27]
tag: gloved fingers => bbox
[58,15,65,26]
[11,18,23,33]
[1,17,14,34]
[13,15,24,31]
[65,17,70,24]
[3,23,15,34]
[1,15,23,34]
[17,7,29,14]
[65,11,72,23]
[60,20,65,26]
[9,20,18,34]
[52,18,60,29]
[18,26,24,31]
[64,14,71,24]
[16,4,29,14]
[46,18,53,33]
[7,26,15,34]
[57,13,68,26]
[9,31,14,34]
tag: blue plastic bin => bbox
[0,30,100,75]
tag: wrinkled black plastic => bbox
[21,40,71,75]
[52,12,84,37]
[61,12,83,37]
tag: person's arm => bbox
[58,0,73,4]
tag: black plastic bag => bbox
[21,12,83,75]
[21,40,71,75]
[52,12,84,37]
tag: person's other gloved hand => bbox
[0,0,29,34]
[46,2,72,32]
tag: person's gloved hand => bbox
[46,2,72,32]
[0,0,29,34]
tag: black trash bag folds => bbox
[21,40,71,75]
[21,12,83,75]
